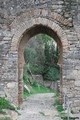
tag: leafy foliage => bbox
[29,64,44,74]
[0,97,15,111]
[24,34,60,81]
[0,97,16,116]
[43,65,60,81]
[24,35,45,74]
[23,64,30,83]
[54,95,74,120]
[42,35,60,81]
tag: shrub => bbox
[43,65,60,81]
[29,64,44,74]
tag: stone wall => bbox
[0,0,80,113]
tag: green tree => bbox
[23,34,60,81]
[24,35,45,74]
[42,35,60,81]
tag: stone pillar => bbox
[4,51,19,106]
[18,43,25,105]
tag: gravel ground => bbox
[17,93,62,120]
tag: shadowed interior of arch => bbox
[18,25,63,105]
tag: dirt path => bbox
[17,93,62,120]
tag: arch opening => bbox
[18,24,63,105]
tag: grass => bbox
[54,97,64,112]
[24,80,55,98]
[0,97,16,115]
[61,117,75,120]
[0,97,15,111]
[0,117,12,120]
[0,118,11,120]
[0,97,20,116]
[54,95,75,120]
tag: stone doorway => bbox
[11,18,68,105]
[18,25,62,105]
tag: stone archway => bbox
[11,17,68,105]
[11,17,68,51]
